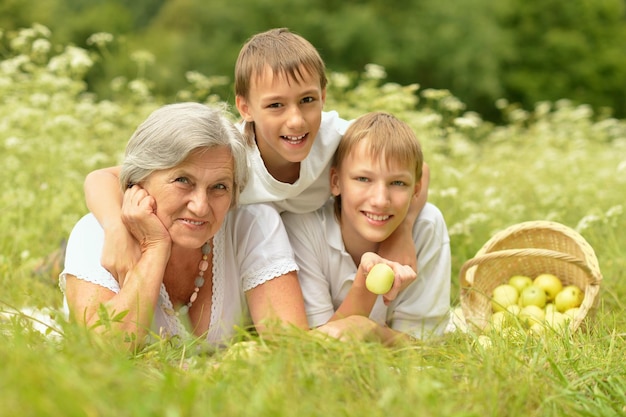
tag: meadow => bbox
[1,25,626,416]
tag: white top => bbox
[59,203,298,345]
[238,111,351,213]
[282,200,452,339]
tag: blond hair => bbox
[332,112,423,218]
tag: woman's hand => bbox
[122,185,171,257]
[100,220,141,287]
[359,252,417,306]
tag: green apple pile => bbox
[488,273,584,335]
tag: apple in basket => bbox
[533,273,563,302]
[555,285,584,312]
[508,275,533,294]
[519,285,547,308]
[491,284,519,312]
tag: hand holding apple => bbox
[365,263,395,295]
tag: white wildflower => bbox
[32,38,51,55]
[422,88,450,101]
[87,32,114,48]
[5,136,22,148]
[439,187,459,198]
[130,50,155,66]
[575,214,601,232]
[129,79,151,98]
[605,205,623,219]
[441,96,466,113]
[364,63,386,80]
[453,116,478,129]
[495,98,509,109]
[32,23,51,38]
[329,72,351,89]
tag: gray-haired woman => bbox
[60,102,308,348]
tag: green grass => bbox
[1,25,625,417]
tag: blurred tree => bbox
[501,0,626,117]
[4,0,626,120]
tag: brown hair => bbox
[332,112,423,218]
[235,28,328,144]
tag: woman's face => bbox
[142,146,234,249]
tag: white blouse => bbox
[59,203,298,345]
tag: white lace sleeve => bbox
[58,213,120,295]
[231,204,299,291]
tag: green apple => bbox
[519,285,547,308]
[365,263,395,294]
[488,311,508,331]
[544,311,568,331]
[519,305,545,326]
[555,285,584,312]
[545,303,557,315]
[491,284,519,312]
[508,275,533,294]
[506,304,522,316]
[533,273,563,301]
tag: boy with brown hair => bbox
[84,28,428,303]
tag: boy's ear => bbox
[235,95,254,122]
[329,166,341,196]
[413,181,422,199]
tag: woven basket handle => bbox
[460,248,595,286]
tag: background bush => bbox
[2,0,625,121]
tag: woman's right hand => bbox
[121,185,171,261]
[100,220,141,286]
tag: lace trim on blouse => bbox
[242,258,299,292]
[206,226,224,343]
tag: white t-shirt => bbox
[282,200,452,339]
[238,111,351,213]
[59,203,298,345]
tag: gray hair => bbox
[120,102,249,207]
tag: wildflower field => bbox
[2,25,626,417]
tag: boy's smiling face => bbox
[236,65,326,182]
[330,139,419,252]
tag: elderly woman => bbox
[59,103,308,347]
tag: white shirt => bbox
[282,200,451,339]
[238,111,351,213]
[59,203,298,345]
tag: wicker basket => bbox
[459,221,602,332]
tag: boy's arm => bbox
[377,162,430,303]
[315,315,415,346]
[84,166,140,282]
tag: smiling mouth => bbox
[280,133,307,144]
[181,219,206,226]
[364,212,391,221]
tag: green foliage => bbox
[1,25,626,417]
[5,0,626,120]
[501,0,626,119]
